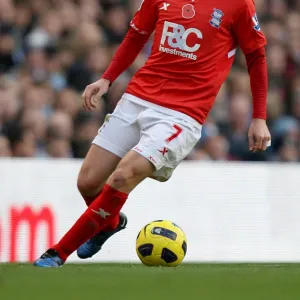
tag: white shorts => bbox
[93,94,202,181]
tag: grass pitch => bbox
[0,263,300,300]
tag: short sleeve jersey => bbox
[126,0,267,124]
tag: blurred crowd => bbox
[0,0,299,162]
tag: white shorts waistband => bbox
[122,93,202,129]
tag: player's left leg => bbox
[75,145,128,259]
[33,151,154,267]
[76,100,144,259]
[34,100,145,267]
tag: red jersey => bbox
[125,0,267,124]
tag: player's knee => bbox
[109,168,130,188]
[109,166,144,189]
[77,172,100,196]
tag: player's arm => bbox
[101,29,150,84]
[102,0,158,83]
[82,0,157,110]
[232,0,271,152]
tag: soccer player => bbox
[34,0,271,267]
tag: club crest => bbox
[209,8,224,29]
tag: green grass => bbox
[1,263,300,300]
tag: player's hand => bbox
[82,78,110,110]
[248,119,271,152]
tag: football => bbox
[136,220,187,267]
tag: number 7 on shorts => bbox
[165,125,183,143]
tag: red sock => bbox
[83,190,102,206]
[103,215,120,231]
[83,190,120,232]
[53,184,128,261]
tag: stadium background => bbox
[0,1,300,299]
[0,0,299,161]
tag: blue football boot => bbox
[33,249,64,267]
[77,212,127,259]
